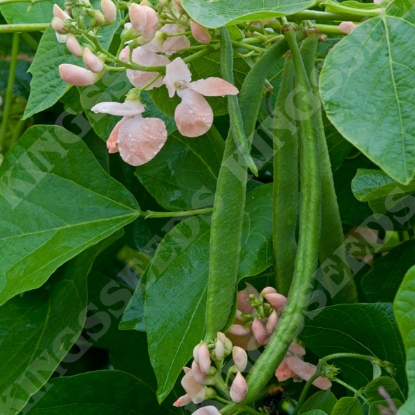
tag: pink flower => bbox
[163,57,239,137]
[192,407,221,415]
[232,346,248,372]
[91,100,168,166]
[338,21,358,34]
[101,0,116,23]
[230,372,248,402]
[129,3,158,41]
[180,367,208,404]
[275,344,332,390]
[190,21,211,44]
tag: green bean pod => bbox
[273,55,299,296]
[300,31,358,303]
[205,32,290,340]
[221,26,322,414]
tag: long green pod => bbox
[221,26,322,414]
[300,31,358,303]
[273,55,299,296]
[205,34,290,340]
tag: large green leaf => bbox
[24,12,120,119]
[0,1,55,24]
[23,370,165,414]
[299,390,337,414]
[394,265,415,413]
[181,0,315,28]
[331,397,364,415]
[135,128,224,211]
[0,242,107,415]
[360,240,415,302]
[0,125,139,305]
[300,304,406,392]
[126,184,274,401]
[320,15,415,184]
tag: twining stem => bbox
[0,33,19,152]
[288,10,370,21]
[0,23,49,32]
[141,207,213,219]
[221,26,322,415]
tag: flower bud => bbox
[232,346,248,372]
[215,340,224,359]
[190,21,211,44]
[337,21,357,34]
[129,4,148,34]
[261,286,277,296]
[92,10,105,27]
[198,343,211,374]
[191,359,207,384]
[251,318,269,346]
[264,292,287,313]
[101,0,117,22]
[227,324,250,336]
[193,343,200,363]
[51,17,67,34]
[225,337,233,353]
[66,34,83,57]
[59,64,100,86]
[83,48,104,73]
[217,332,227,345]
[230,372,247,402]
[265,310,279,335]
[173,394,191,407]
[53,4,70,20]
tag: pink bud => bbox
[198,343,211,374]
[53,4,70,20]
[215,340,224,359]
[191,360,207,384]
[129,3,147,33]
[193,343,200,363]
[232,346,248,372]
[59,64,100,86]
[261,286,277,296]
[190,21,211,44]
[264,292,287,313]
[51,17,67,34]
[173,394,191,407]
[230,372,247,402]
[93,10,105,26]
[101,0,117,22]
[217,332,227,345]
[192,407,221,415]
[265,311,279,335]
[338,21,358,34]
[83,48,104,73]
[227,324,250,336]
[251,318,269,346]
[66,34,83,57]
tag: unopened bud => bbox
[53,4,70,20]
[83,47,104,73]
[51,17,67,34]
[59,64,100,86]
[251,318,269,346]
[191,360,206,384]
[129,3,147,33]
[261,286,277,296]
[225,337,233,353]
[198,343,211,374]
[217,332,227,345]
[92,10,105,27]
[193,343,201,363]
[66,34,83,57]
[215,340,224,359]
[230,372,247,402]
[190,20,211,44]
[101,0,117,22]
[265,310,279,335]
[264,292,287,313]
[232,346,248,372]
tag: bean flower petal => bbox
[117,116,168,166]
[91,100,145,116]
[164,57,192,97]
[106,119,122,153]
[59,64,99,86]
[159,24,190,52]
[188,78,239,97]
[286,356,332,390]
[192,406,221,415]
[175,89,213,137]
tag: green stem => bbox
[288,10,367,21]
[0,33,19,152]
[314,23,347,35]
[141,207,213,219]
[292,373,320,415]
[334,377,368,402]
[241,406,262,415]
[21,32,39,51]
[231,40,266,53]
[0,23,49,32]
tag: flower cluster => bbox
[173,332,249,410]
[53,0,238,166]
[226,284,332,390]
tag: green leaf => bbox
[320,15,415,184]
[135,128,224,211]
[331,397,364,415]
[364,376,402,403]
[301,304,406,392]
[301,412,328,415]
[0,242,106,415]
[127,184,274,401]
[0,1,54,24]
[395,395,415,415]
[360,240,415,302]
[24,14,120,118]
[0,125,139,305]
[181,0,315,28]
[299,390,337,414]
[394,265,415,405]
[368,399,402,415]
[23,370,165,414]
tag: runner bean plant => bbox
[0,0,414,414]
